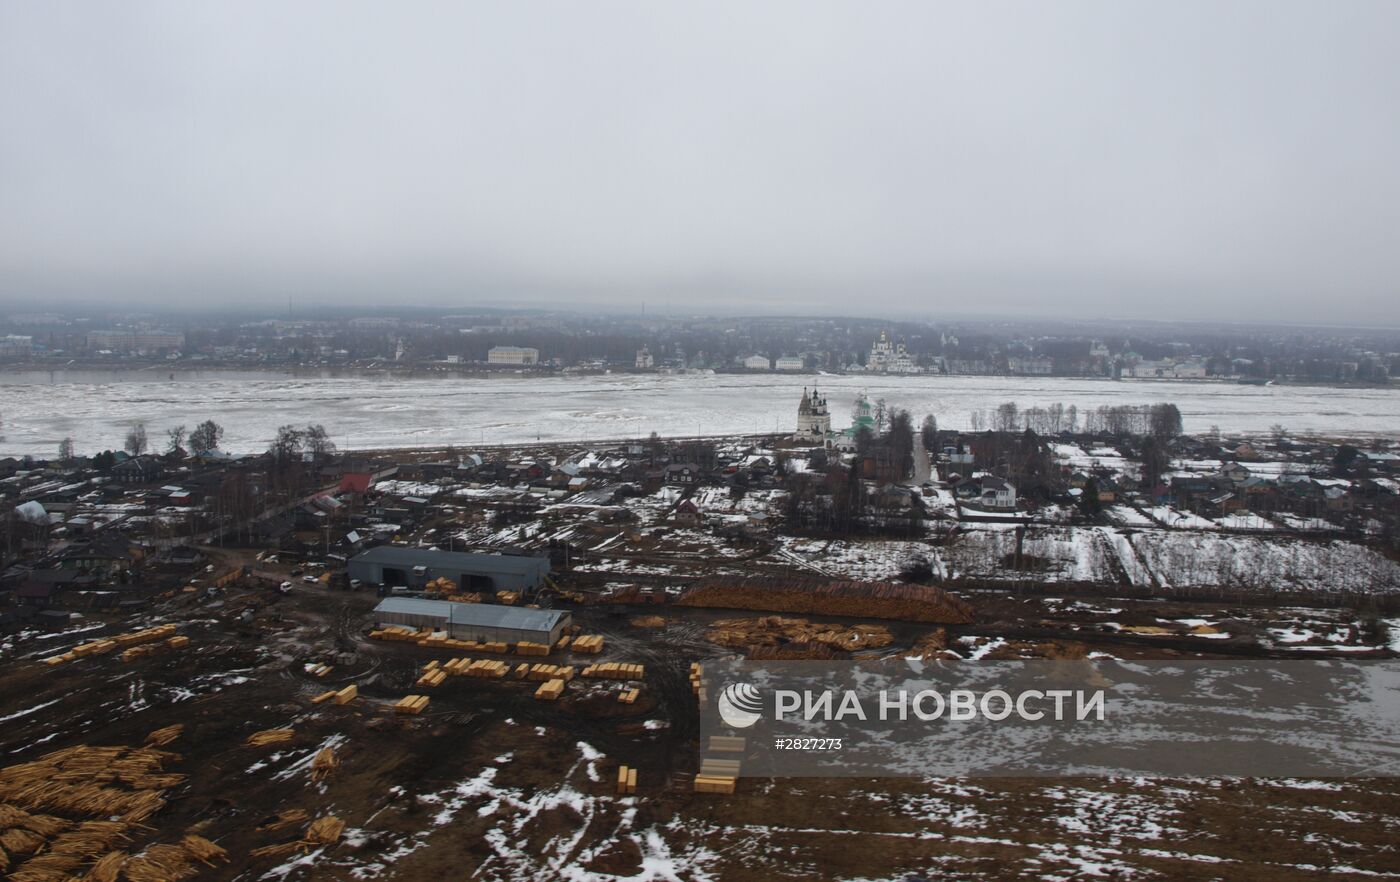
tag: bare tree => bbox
[189,419,224,455]
[304,424,336,458]
[166,425,186,454]
[124,422,148,456]
[57,437,74,463]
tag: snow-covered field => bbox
[2,370,1400,456]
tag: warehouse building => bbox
[372,597,571,646]
[348,547,550,592]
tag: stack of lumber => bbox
[461,660,509,678]
[690,663,705,702]
[440,657,472,675]
[553,636,573,651]
[515,641,549,657]
[416,668,447,688]
[525,664,574,682]
[424,576,455,594]
[166,635,191,650]
[333,685,358,705]
[412,637,509,653]
[693,774,737,794]
[707,735,746,753]
[368,626,424,642]
[306,663,333,678]
[580,662,644,681]
[392,695,430,715]
[615,766,638,795]
[143,726,184,748]
[113,624,178,648]
[245,729,295,748]
[442,592,482,604]
[495,591,520,605]
[617,688,640,704]
[708,616,894,653]
[678,577,975,624]
[533,679,565,701]
[700,757,742,778]
[310,747,337,782]
[310,690,338,704]
[571,635,605,654]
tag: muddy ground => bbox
[2,573,1398,881]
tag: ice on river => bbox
[2,369,1398,456]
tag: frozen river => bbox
[2,369,1399,457]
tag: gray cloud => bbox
[2,1,1398,321]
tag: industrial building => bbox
[348,547,550,592]
[372,597,571,645]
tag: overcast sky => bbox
[2,2,1398,322]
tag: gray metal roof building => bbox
[372,597,570,645]
[348,546,550,592]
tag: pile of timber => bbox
[524,664,574,682]
[312,684,357,705]
[581,662,644,681]
[553,636,573,651]
[693,774,736,794]
[45,624,182,667]
[515,641,549,657]
[0,742,190,874]
[533,679,565,701]
[118,635,190,663]
[678,577,974,624]
[416,668,447,688]
[392,695,430,715]
[615,766,637,795]
[310,747,337,782]
[367,626,424,642]
[708,616,893,655]
[571,635,605,654]
[689,663,704,700]
[417,635,510,653]
[495,591,520,605]
[460,659,509,679]
[617,688,639,704]
[306,663,333,678]
[250,814,344,861]
[245,729,295,748]
[143,726,183,748]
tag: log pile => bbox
[0,743,201,880]
[515,641,550,657]
[143,726,184,748]
[571,635,605,654]
[495,591,521,605]
[678,577,974,624]
[617,688,639,705]
[580,662,644,681]
[245,729,295,748]
[310,748,337,782]
[249,814,344,861]
[333,685,358,705]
